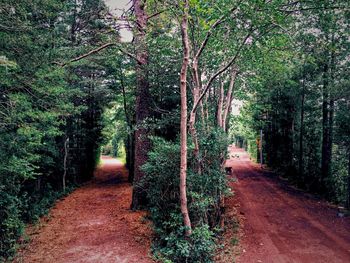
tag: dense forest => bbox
[0,0,349,262]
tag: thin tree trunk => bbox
[298,77,305,180]
[321,60,330,188]
[200,101,205,127]
[189,58,200,159]
[321,43,335,193]
[217,80,224,128]
[120,72,135,183]
[188,72,202,175]
[328,97,334,165]
[63,137,69,192]
[131,0,151,209]
[326,47,336,187]
[217,70,237,229]
[222,68,237,131]
[120,72,131,129]
[179,0,192,236]
[70,0,77,45]
[204,92,209,122]
[119,71,135,183]
[197,67,206,126]
[347,149,350,209]
[189,109,199,158]
[189,107,202,175]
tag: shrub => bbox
[142,131,229,262]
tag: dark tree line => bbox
[232,0,350,207]
[0,0,117,259]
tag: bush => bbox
[155,225,216,263]
[142,131,228,262]
[0,185,23,261]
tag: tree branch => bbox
[55,42,142,66]
[119,48,142,64]
[147,9,167,20]
[56,43,116,67]
[195,3,241,60]
[192,30,252,113]
[279,5,347,13]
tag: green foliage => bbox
[230,0,350,204]
[142,132,228,263]
[0,0,117,259]
[155,225,216,263]
[0,182,23,260]
[0,0,349,260]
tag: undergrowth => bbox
[142,131,229,263]
[0,182,75,262]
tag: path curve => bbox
[15,156,153,263]
[226,146,350,263]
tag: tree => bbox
[179,0,192,236]
[131,0,153,209]
[0,0,117,258]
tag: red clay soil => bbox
[225,146,350,263]
[15,156,153,263]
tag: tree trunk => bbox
[189,59,200,159]
[326,47,336,187]
[119,69,135,183]
[126,134,135,183]
[328,97,334,165]
[204,92,209,123]
[298,77,305,181]
[63,137,69,192]
[347,149,350,209]
[321,60,330,189]
[189,107,201,175]
[131,0,151,209]
[321,44,335,194]
[217,80,224,128]
[179,0,192,236]
[222,68,237,132]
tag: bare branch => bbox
[57,43,116,67]
[119,48,142,64]
[55,42,142,66]
[194,19,224,60]
[278,5,348,14]
[147,9,167,20]
[195,3,241,60]
[192,31,252,113]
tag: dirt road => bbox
[226,146,350,263]
[15,157,153,263]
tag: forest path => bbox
[226,146,350,263]
[15,156,153,263]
